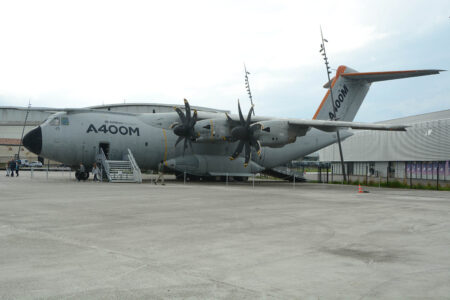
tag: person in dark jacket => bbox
[15,160,20,177]
[75,163,87,181]
[9,160,16,177]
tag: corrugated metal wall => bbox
[319,113,450,162]
[0,108,51,125]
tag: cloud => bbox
[0,0,448,120]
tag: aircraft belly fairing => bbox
[166,154,264,176]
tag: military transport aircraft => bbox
[22,66,442,180]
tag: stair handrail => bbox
[98,148,112,182]
[127,148,142,183]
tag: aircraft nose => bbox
[23,126,42,155]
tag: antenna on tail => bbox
[319,26,347,183]
[244,64,255,116]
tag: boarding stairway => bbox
[97,148,142,183]
[263,166,306,182]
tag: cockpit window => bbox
[50,117,60,126]
[61,117,69,125]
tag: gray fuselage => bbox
[37,111,349,174]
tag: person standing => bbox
[155,161,165,185]
[9,160,16,177]
[15,160,20,177]
[5,159,11,177]
[92,163,100,182]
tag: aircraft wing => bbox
[287,119,407,134]
[193,112,406,141]
[212,112,408,132]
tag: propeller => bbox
[228,100,262,167]
[171,99,198,155]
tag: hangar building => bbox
[319,109,450,182]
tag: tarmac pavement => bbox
[1,171,450,299]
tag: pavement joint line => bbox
[358,266,450,300]
[1,223,145,262]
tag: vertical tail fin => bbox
[313,66,443,121]
[313,66,369,121]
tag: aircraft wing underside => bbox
[286,119,407,134]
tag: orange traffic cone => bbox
[358,184,363,193]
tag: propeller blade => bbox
[256,140,262,156]
[245,106,253,128]
[237,100,245,124]
[244,142,251,167]
[251,138,262,156]
[190,109,198,127]
[175,136,184,147]
[229,140,245,160]
[174,107,186,123]
[182,138,187,156]
[184,99,191,124]
[188,139,193,152]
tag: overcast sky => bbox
[0,0,448,122]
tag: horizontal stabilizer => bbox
[316,66,443,121]
[341,69,444,83]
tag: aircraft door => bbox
[99,142,110,159]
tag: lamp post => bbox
[17,100,31,160]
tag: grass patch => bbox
[311,178,450,191]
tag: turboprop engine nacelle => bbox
[194,119,231,143]
[254,120,298,148]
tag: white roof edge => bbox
[0,103,230,113]
[88,103,230,113]
[375,109,450,125]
